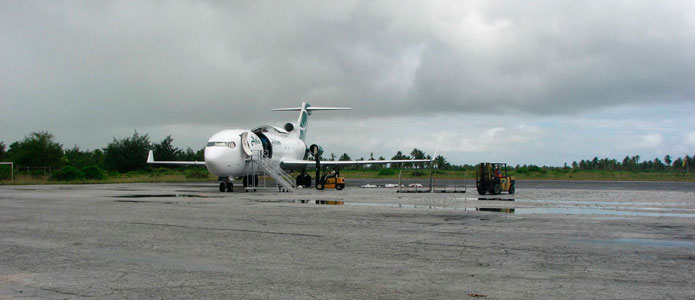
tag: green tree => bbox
[63,146,98,169]
[685,155,692,172]
[103,131,151,173]
[7,131,63,168]
[339,153,351,161]
[178,147,204,161]
[410,148,426,169]
[434,155,449,169]
[355,157,365,170]
[0,142,6,160]
[152,135,182,162]
[391,151,406,168]
[664,155,672,169]
[92,149,105,167]
[672,158,684,171]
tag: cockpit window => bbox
[206,141,236,148]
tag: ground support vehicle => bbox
[476,162,515,195]
[316,175,345,190]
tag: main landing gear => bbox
[219,177,233,192]
[242,175,259,192]
[295,169,312,188]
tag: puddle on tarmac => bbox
[466,198,685,207]
[515,199,685,206]
[263,199,695,218]
[479,207,695,218]
[579,238,695,249]
[114,200,185,204]
[477,208,515,213]
[475,197,515,201]
[113,194,218,199]
[259,199,344,205]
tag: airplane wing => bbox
[146,150,206,165]
[281,159,432,168]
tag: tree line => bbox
[0,131,204,179]
[0,131,692,179]
[567,155,692,172]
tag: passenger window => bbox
[207,141,236,148]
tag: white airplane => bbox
[147,102,432,192]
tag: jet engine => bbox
[309,144,323,158]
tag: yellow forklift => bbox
[316,167,345,190]
[476,162,515,195]
[308,144,345,190]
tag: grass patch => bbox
[2,168,694,185]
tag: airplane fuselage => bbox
[204,126,306,178]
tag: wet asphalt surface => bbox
[0,181,694,299]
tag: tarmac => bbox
[1,180,694,299]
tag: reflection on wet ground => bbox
[258,199,344,205]
[113,194,220,198]
[579,238,695,249]
[477,208,515,213]
[475,197,515,201]
[481,207,695,218]
[261,199,695,218]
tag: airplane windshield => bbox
[206,141,236,149]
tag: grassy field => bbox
[338,169,695,182]
[2,168,694,185]
[0,171,217,185]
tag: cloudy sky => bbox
[2,1,694,165]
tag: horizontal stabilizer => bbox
[146,150,206,166]
[270,107,351,111]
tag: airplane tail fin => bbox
[271,102,350,141]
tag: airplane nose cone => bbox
[204,147,228,175]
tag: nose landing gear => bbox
[219,177,233,192]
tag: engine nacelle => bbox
[284,122,295,132]
[308,144,323,157]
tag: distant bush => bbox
[152,167,176,176]
[125,170,149,177]
[52,166,84,181]
[528,165,543,172]
[515,167,529,174]
[411,170,426,177]
[184,168,208,179]
[377,169,395,176]
[80,165,107,180]
[0,166,11,180]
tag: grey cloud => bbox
[1,1,694,155]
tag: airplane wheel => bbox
[509,184,515,194]
[304,175,312,187]
[296,176,303,186]
[254,175,259,187]
[316,183,324,190]
[226,182,233,192]
[219,182,226,192]
[477,184,486,195]
[493,183,501,195]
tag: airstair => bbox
[246,150,296,192]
